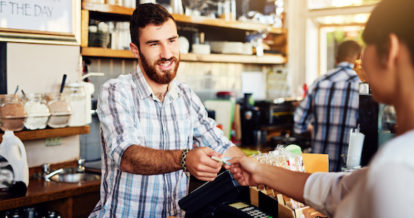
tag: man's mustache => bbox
[157,57,178,64]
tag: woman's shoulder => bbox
[370,130,414,168]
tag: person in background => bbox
[228,0,414,217]
[294,40,362,171]
[90,3,244,217]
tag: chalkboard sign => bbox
[0,0,80,45]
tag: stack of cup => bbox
[346,126,365,170]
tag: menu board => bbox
[0,0,74,34]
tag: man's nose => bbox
[160,44,173,59]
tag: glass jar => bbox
[46,93,71,128]
[23,93,50,130]
[0,94,26,131]
[64,83,87,127]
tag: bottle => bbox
[170,0,184,14]
[0,131,29,190]
[64,83,87,127]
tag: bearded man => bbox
[90,3,244,218]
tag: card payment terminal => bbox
[179,170,277,217]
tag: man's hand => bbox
[186,147,222,181]
[229,156,261,186]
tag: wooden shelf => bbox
[173,14,285,34]
[81,47,286,64]
[181,53,286,64]
[81,2,285,34]
[0,126,90,143]
[82,47,134,58]
[82,2,134,15]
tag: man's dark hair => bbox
[130,3,175,49]
[336,40,362,63]
[363,0,414,65]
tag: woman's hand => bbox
[229,156,261,186]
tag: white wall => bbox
[305,18,319,85]
[7,42,81,167]
[286,0,308,96]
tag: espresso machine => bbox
[240,93,263,146]
[358,83,395,166]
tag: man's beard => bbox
[139,50,179,84]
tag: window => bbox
[308,0,380,10]
[306,1,378,77]
[320,25,364,72]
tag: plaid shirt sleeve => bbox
[97,80,144,169]
[294,83,316,134]
[188,89,233,154]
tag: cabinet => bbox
[0,178,99,218]
[80,2,287,64]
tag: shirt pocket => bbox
[174,111,193,150]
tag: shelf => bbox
[82,2,134,15]
[82,47,134,58]
[173,14,285,34]
[81,2,285,34]
[180,53,286,64]
[81,47,286,64]
[0,126,90,143]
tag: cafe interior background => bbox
[0,0,389,216]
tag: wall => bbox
[286,0,308,96]
[7,42,81,167]
[86,58,266,102]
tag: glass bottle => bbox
[64,83,87,127]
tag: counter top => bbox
[0,178,100,211]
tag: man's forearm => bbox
[120,145,182,174]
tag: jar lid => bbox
[216,91,233,99]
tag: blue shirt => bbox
[90,67,232,217]
[294,62,360,172]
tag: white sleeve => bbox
[304,168,367,216]
[367,163,414,218]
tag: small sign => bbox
[0,0,80,44]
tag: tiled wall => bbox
[86,58,268,102]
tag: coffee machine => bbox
[358,83,395,166]
[240,93,263,146]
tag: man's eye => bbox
[169,39,176,43]
[150,43,158,46]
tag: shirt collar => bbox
[132,66,180,101]
[337,61,354,70]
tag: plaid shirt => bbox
[294,62,360,172]
[90,68,232,218]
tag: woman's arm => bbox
[229,156,310,202]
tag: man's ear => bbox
[130,42,140,59]
[386,33,400,70]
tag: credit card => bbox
[211,156,231,165]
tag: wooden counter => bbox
[0,178,100,217]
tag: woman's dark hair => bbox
[362,0,414,65]
[130,3,175,49]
